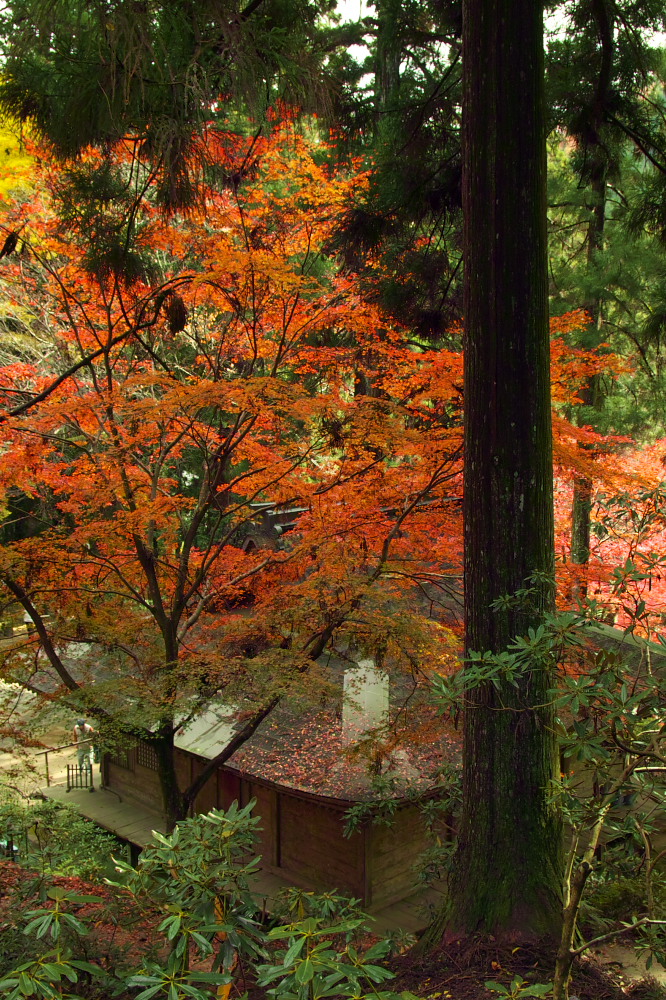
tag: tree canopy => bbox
[0,1,665,984]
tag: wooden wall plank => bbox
[278,794,365,898]
[107,762,162,812]
[367,804,431,908]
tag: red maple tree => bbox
[0,121,656,821]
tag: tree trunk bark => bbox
[374,0,401,123]
[432,0,562,939]
[569,0,614,599]
[570,169,606,599]
[154,724,186,830]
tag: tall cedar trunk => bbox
[570,0,613,597]
[374,0,401,123]
[570,169,606,596]
[436,0,562,938]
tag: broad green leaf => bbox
[133,986,164,1000]
[61,914,88,936]
[46,887,68,902]
[18,971,36,996]
[522,985,553,997]
[295,958,315,984]
[283,936,307,967]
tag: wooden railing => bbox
[34,741,78,787]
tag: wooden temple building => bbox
[101,666,457,908]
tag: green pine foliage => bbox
[0,0,338,211]
[548,132,666,439]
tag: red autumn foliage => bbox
[0,120,660,801]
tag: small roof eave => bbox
[174,703,237,759]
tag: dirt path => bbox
[0,721,72,801]
[591,940,666,988]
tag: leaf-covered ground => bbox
[0,859,161,990]
[386,938,666,1000]
[3,860,666,1000]
[230,932,666,1000]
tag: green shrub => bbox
[581,873,666,935]
[588,875,646,923]
[0,803,409,1000]
[0,799,121,881]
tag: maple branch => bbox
[16,423,97,460]
[176,448,313,618]
[302,618,343,661]
[372,463,459,585]
[181,695,280,812]
[0,254,194,421]
[0,330,133,420]
[313,456,385,495]
[173,434,252,611]
[73,556,153,610]
[272,290,302,374]
[119,273,193,366]
[130,329,178,374]
[0,667,53,700]
[0,577,78,692]
[173,409,264,584]
[274,294,347,365]
[134,424,192,495]
[389,569,463,616]
[87,364,174,640]
[303,462,460,659]
[177,556,272,640]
